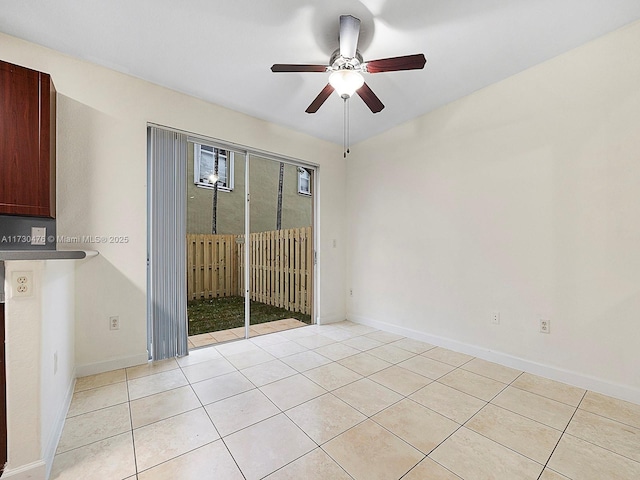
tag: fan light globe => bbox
[329,70,364,98]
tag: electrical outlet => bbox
[12,271,33,298]
[349,289,353,297]
[109,316,120,330]
[540,319,550,334]
[491,312,500,325]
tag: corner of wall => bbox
[0,461,47,480]
[75,352,148,378]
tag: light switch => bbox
[31,227,46,245]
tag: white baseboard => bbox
[318,313,347,325]
[41,370,76,480]
[348,314,640,405]
[1,460,46,480]
[75,352,148,377]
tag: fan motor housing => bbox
[329,49,364,71]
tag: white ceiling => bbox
[2,0,640,146]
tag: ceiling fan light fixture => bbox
[329,69,364,99]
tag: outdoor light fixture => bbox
[329,69,364,98]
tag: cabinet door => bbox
[0,61,55,217]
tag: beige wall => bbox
[347,21,640,403]
[187,147,312,235]
[0,32,347,379]
[3,260,76,478]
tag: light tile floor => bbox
[51,321,640,479]
[188,318,308,348]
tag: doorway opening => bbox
[185,139,315,349]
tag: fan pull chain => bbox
[343,97,352,158]
[347,97,350,155]
[343,97,347,158]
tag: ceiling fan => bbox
[271,15,427,114]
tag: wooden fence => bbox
[187,227,313,314]
[186,234,239,300]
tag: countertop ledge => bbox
[0,250,99,261]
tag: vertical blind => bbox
[147,126,188,359]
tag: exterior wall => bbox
[280,163,312,231]
[187,144,247,235]
[187,149,312,235]
[248,155,312,233]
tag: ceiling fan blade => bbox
[365,53,427,73]
[356,82,385,113]
[271,64,328,73]
[339,15,361,58]
[305,84,335,113]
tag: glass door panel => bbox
[248,154,314,338]
[185,140,246,349]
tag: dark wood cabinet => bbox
[0,60,56,218]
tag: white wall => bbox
[3,260,76,479]
[0,33,346,374]
[347,21,640,403]
[3,261,44,477]
[40,261,76,478]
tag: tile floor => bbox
[51,321,640,479]
[187,318,308,348]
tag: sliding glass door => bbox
[185,139,247,349]
[248,155,314,338]
[148,125,316,356]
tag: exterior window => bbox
[194,144,234,191]
[298,167,311,195]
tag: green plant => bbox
[187,296,311,336]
